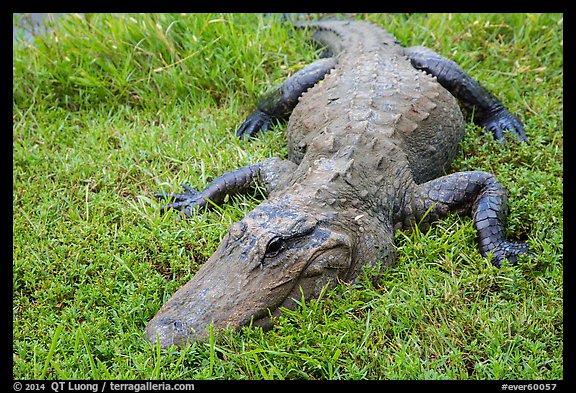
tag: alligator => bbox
[145,19,530,348]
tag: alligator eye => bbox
[264,237,284,258]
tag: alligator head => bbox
[145,196,353,348]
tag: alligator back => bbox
[289,20,465,184]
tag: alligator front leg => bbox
[401,171,530,267]
[157,157,297,216]
[236,57,337,140]
[404,46,527,143]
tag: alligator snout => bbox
[144,244,265,347]
[146,201,353,348]
[145,317,191,348]
[144,242,297,348]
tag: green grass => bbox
[13,13,563,379]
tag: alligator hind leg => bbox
[236,57,337,139]
[402,171,529,266]
[404,46,527,143]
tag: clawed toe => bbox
[491,242,531,267]
[481,109,528,144]
[236,110,276,140]
[155,184,206,215]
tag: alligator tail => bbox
[294,19,400,57]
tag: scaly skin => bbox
[146,20,530,348]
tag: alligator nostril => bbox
[151,317,185,334]
[173,320,183,332]
[145,317,187,349]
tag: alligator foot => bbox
[155,184,208,215]
[405,46,528,144]
[409,171,531,268]
[490,241,531,267]
[236,109,277,140]
[155,162,266,216]
[236,57,337,140]
[479,106,528,143]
